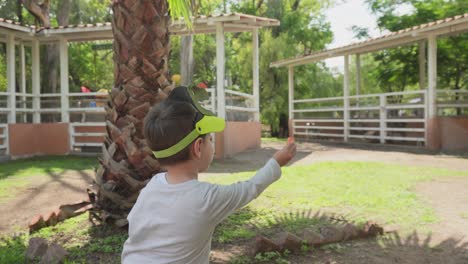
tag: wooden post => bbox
[59,38,70,123]
[20,44,27,123]
[215,23,226,158]
[427,35,437,118]
[356,53,361,97]
[379,94,386,144]
[6,34,16,124]
[419,40,426,90]
[425,35,438,149]
[32,40,41,123]
[252,28,260,122]
[288,66,294,137]
[215,23,226,119]
[343,55,350,142]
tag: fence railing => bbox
[67,93,107,153]
[203,87,257,121]
[1,87,466,153]
[292,90,427,146]
[436,89,468,116]
[0,123,8,155]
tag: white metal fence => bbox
[0,123,7,155]
[292,89,468,146]
[437,90,468,116]
[203,88,257,121]
[0,88,257,154]
[1,87,466,154]
[0,92,9,156]
[292,90,429,146]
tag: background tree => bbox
[358,0,468,95]
[223,0,336,136]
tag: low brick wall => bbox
[9,123,70,157]
[215,121,261,159]
[437,116,468,151]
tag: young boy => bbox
[121,86,296,263]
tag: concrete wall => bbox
[215,121,261,159]
[9,123,70,157]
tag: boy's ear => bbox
[191,138,203,159]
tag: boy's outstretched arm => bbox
[207,140,297,224]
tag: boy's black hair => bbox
[144,99,204,166]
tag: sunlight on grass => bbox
[261,137,287,144]
[203,162,468,235]
[460,212,468,219]
[0,156,97,180]
[2,160,468,262]
[0,177,30,202]
[0,156,98,202]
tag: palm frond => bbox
[167,0,194,28]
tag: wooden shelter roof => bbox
[271,13,468,67]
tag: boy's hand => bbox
[273,137,297,167]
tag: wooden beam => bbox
[6,34,16,124]
[32,39,41,123]
[0,21,34,34]
[252,28,260,121]
[215,23,225,119]
[59,38,70,122]
[379,95,386,144]
[343,55,350,142]
[223,23,260,30]
[427,35,437,118]
[288,66,294,120]
[272,17,468,68]
[356,53,361,96]
[419,40,426,90]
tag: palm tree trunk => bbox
[92,0,172,224]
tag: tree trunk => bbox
[46,0,70,119]
[16,0,23,23]
[22,0,50,27]
[91,0,172,224]
[180,0,196,86]
[180,35,194,86]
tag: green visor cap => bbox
[153,86,226,159]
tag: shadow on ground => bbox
[207,147,312,174]
[210,208,468,264]
[0,155,97,181]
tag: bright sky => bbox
[324,0,382,71]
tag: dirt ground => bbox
[1,141,468,263]
[0,170,95,234]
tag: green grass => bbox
[0,156,97,202]
[0,213,127,263]
[204,162,468,242]
[1,159,468,263]
[261,137,287,144]
[0,156,97,180]
[460,212,468,219]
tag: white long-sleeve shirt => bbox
[121,158,281,264]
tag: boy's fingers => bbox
[286,142,296,151]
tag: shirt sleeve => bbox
[207,158,282,225]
